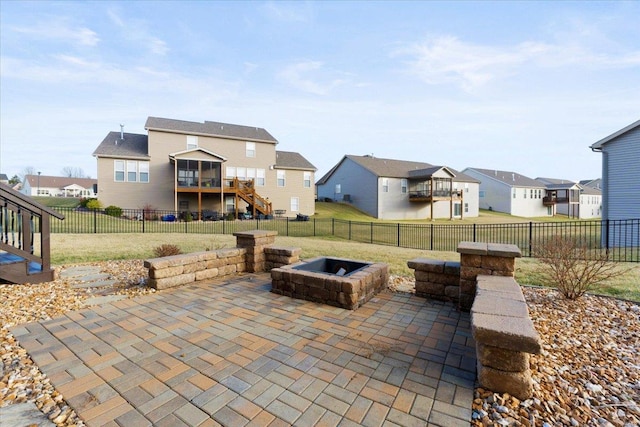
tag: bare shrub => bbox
[533,235,629,300]
[153,244,182,257]
[141,203,157,221]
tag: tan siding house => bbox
[93,117,316,218]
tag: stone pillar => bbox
[234,230,277,273]
[457,242,521,311]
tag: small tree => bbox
[533,235,629,299]
[86,199,102,210]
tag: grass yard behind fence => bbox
[49,233,640,302]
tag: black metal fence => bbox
[47,207,640,262]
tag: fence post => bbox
[605,219,610,256]
[430,223,433,250]
[528,222,533,257]
[287,218,289,236]
[142,211,145,233]
[313,218,316,236]
[349,221,352,241]
[397,223,400,247]
[332,218,335,236]
[93,209,97,234]
[370,222,373,243]
[473,223,476,242]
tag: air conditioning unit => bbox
[343,194,351,202]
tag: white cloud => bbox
[278,61,348,95]
[12,21,99,46]
[396,33,640,92]
[262,1,312,23]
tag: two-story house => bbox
[21,175,97,198]
[93,117,316,218]
[462,168,551,217]
[590,119,640,247]
[316,155,480,220]
[535,177,602,219]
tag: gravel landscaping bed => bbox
[1,262,638,426]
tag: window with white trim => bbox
[127,160,137,182]
[139,162,149,182]
[187,135,198,150]
[246,142,255,158]
[277,170,285,187]
[512,188,516,198]
[465,183,469,193]
[401,179,407,194]
[335,184,341,194]
[303,172,311,188]
[382,178,389,193]
[256,169,265,186]
[114,160,125,182]
[237,167,247,180]
[291,197,299,212]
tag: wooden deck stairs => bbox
[0,183,64,284]
[234,179,273,217]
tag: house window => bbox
[530,189,533,199]
[247,168,256,184]
[335,184,341,194]
[237,167,247,180]
[277,170,286,187]
[226,167,236,179]
[454,203,462,216]
[127,161,137,182]
[139,162,149,183]
[465,183,469,193]
[291,197,299,212]
[187,135,198,150]
[304,172,312,188]
[114,160,125,182]
[401,179,407,194]
[512,188,516,199]
[382,178,389,193]
[479,191,486,198]
[465,203,469,213]
[246,142,255,158]
[524,189,527,199]
[256,169,265,186]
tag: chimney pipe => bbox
[120,124,124,140]
[512,173,515,181]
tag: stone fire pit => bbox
[270,256,389,310]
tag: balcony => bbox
[409,189,462,203]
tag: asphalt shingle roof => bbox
[93,132,149,158]
[145,117,278,143]
[25,175,97,189]
[275,151,316,171]
[466,168,543,188]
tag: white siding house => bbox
[462,168,551,217]
[316,155,479,220]
[590,119,640,247]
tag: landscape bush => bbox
[79,197,97,208]
[533,235,629,300]
[153,244,182,257]
[85,199,102,210]
[104,205,123,217]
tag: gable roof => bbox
[590,119,640,150]
[25,175,97,189]
[275,151,316,171]
[93,132,149,159]
[535,177,581,190]
[169,148,227,162]
[579,178,602,190]
[145,117,278,144]
[0,173,8,181]
[465,167,543,188]
[317,155,478,185]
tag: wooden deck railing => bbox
[0,183,64,283]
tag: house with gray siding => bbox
[590,119,640,247]
[462,168,551,217]
[316,155,479,220]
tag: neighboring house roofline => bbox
[317,155,479,185]
[463,167,542,188]
[275,150,317,171]
[590,119,640,150]
[145,116,278,144]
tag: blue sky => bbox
[1,1,639,183]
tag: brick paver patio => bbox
[12,273,476,426]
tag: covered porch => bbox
[407,167,464,219]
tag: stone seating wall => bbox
[145,230,301,290]
[471,275,542,399]
[408,242,540,399]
